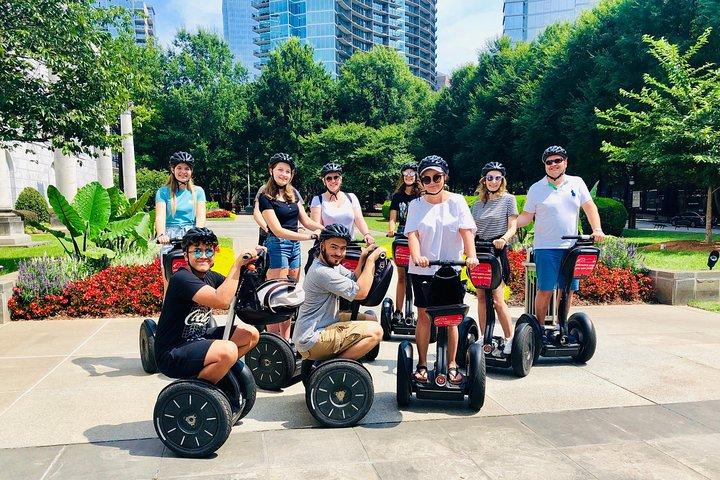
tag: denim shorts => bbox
[535,249,579,291]
[265,234,301,269]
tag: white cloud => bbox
[154,0,224,47]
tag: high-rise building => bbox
[503,0,599,43]
[96,0,156,45]
[223,0,259,77]
[251,0,437,86]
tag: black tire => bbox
[455,317,478,369]
[139,320,158,374]
[511,323,534,378]
[245,333,295,391]
[300,359,315,388]
[568,313,597,363]
[467,343,486,411]
[231,361,257,420]
[306,360,374,428]
[381,298,393,340]
[671,220,677,227]
[516,313,542,364]
[362,309,381,361]
[396,341,413,407]
[153,380,232,458]
[691,220,698,228]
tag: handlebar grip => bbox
[242,252,253,260]
[427,260,467,267]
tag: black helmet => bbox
[319,223,352,244]
[541,145,568,163]
[181,227,218,252]
[268,152,296,171]
[320,162,343,177]
[481,161,506,177]
[418,155,449,175]
[400,162,418,173]
[170,151,194,168]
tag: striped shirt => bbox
[471,193,518,240]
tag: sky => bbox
[151,0,505,75]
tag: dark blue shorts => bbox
[157,326,236,379]
[535,249,579,291]
[265,234,301,269]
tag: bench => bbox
[654,223,667,230]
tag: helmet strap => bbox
[325,187,339,201]
[546,171,565,182]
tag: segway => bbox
[516,235,599,364]
[140,238,215,374]
[153,253,261,458]
[457,240,534,377]
[301,250,394,427]
[397,260,486,411]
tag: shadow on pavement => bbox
[72,356,150,378]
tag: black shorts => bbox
[411,274,433,309]
[157,326,236,379]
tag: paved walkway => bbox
[0,217,719,479]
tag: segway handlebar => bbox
[427,260,467,267]
[561,235,595,241]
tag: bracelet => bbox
[592,227,603,232]
[363,232,371,237]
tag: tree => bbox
[301,122,414,209]
[597,29,720,242]
[337,46,431,128]
[0,0,136,154]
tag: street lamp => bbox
[628,175,636,229]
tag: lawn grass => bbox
[621,228,706,246]
[0,234,67,274]
[688,300,720,313]
[621,228,715,270]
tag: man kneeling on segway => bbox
[155,227,261,383]
[292,224,385,361]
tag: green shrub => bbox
[206,200,219,210]
[15,187,50,223]
[136,168,168,205]
[382,200,391,220]
[13,209,38,224]
[581,197,627,237]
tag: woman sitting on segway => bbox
[154,227,260,384]
[387,161,422,322]
[405,155,478,384]
[471,162,518,355]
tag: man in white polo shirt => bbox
[516,145,606,326]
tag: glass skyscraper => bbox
[223,0,260,78]
[96,0,156,45]
[250,0,437,86]
[503,0,598,43]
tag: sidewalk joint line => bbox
[40,444,66,480]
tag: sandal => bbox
[448,366,463,385]
[414,364,429,383]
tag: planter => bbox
[648,269,720,305]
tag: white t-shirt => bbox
[523,174,591,249]
[404,193,477,276]
[310,192,360,236]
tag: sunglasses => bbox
[403,172,416,178]
[544,158,565,165]
[324,175,341,181]
[421,173,443,185]
[485,175,504,182]
[191,248,216,259]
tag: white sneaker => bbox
[502,337,513,355]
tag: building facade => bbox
[223,0,260,78]
[503,0,598,43]
[96,0,156,45]
[251,0,437,86]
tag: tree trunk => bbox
[705,185,713,243]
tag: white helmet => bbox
[256,280,305,313]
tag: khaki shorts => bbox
[300,313,376,361]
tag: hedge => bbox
[14,187,50,223]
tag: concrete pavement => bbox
[1,216,719,479]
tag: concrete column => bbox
[0,149,32,246]
[96,144,114,188]
[53,149,77,201]
[0,149,12,210]
[120,109,137,199]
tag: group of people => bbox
[151,145,605,390]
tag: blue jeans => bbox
[265,234,301,269]
[535,249,579,291]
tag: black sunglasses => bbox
[324,174,341,181]
[421,173,443,185]
[544,158,565,165]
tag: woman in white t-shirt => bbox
[404,155,478,385]
[310,163,375,245]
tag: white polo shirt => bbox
[523,174,591,249]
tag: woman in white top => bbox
[310,163,375,245]
[405,155,478,385]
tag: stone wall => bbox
[648,269,720,305]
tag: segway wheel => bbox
[511,323,534,378]
[306,360,374,428]
[568,313,597,363]
[246,333,295,391]
[456,317,478,369]
[381,298,393,340]
[230,361,257,420]
[139,320,158,374]
[300,359,315,388]
[467,343,486,411]
[516,313,542,365]
[362,310,380,361]
[396,341,413,407]
[154,380,232,458]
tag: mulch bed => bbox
[643,240,720,252]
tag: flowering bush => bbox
[597,236,646,273]
[207,209,232,218]
[9,260,163,320]
[15,255,95,302]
